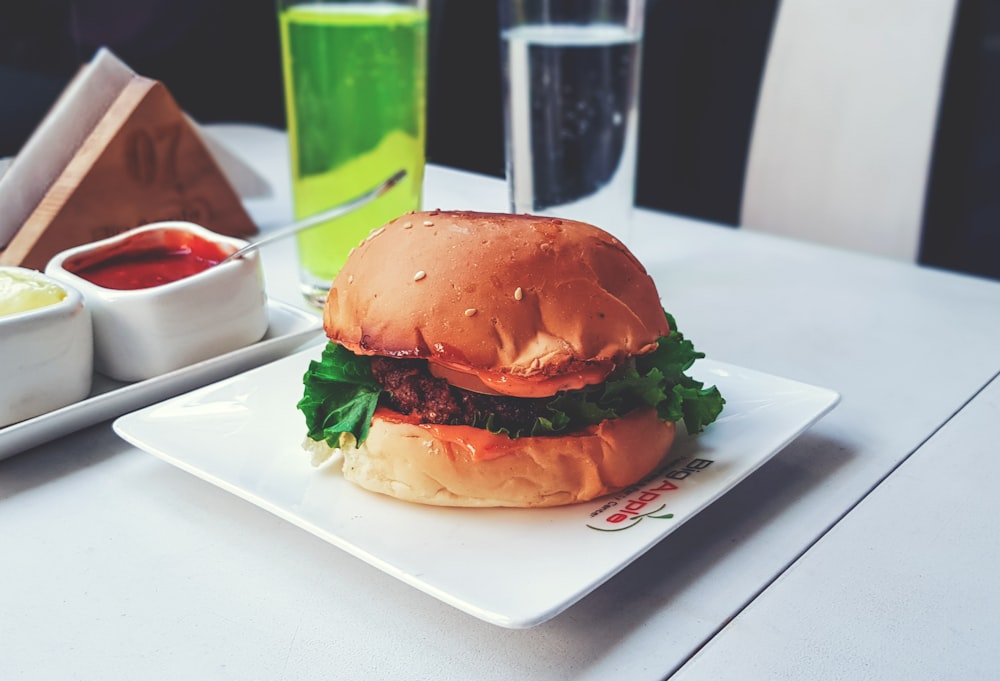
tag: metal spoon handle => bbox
[220,168,407,265]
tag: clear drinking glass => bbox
[277,0,428,306]
[499,0,646,244]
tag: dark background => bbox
[1,0,997,280]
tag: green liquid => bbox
[279,4,427,297]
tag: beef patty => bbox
[370,356,554,435]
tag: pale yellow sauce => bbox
[0,271,67,316]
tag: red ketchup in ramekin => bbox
[45,222,268,382]
[65,229,233,290]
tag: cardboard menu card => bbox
[0,48,258,270]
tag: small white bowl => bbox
[45,221,268,382]
[0,266,93,428]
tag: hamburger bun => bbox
[323,210,669,394]
[337,407,676,507]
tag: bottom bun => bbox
[340,407,677,508]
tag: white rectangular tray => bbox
[0,300,321,460]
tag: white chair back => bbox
[739,0,959,260]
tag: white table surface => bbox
[672,374,1000,681]
[2,125,999,680]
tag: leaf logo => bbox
[587,504,675,532]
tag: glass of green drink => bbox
[277,0,428,306]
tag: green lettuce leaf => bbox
[296,342,381,446]
[298,311,725,447]
[635,312,726,433]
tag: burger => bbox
[297,211,724,507]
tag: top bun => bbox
[323,211,668,391]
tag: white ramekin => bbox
[45,221,268,382]
[0,266,93,427]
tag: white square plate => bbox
[113,347,839,628]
